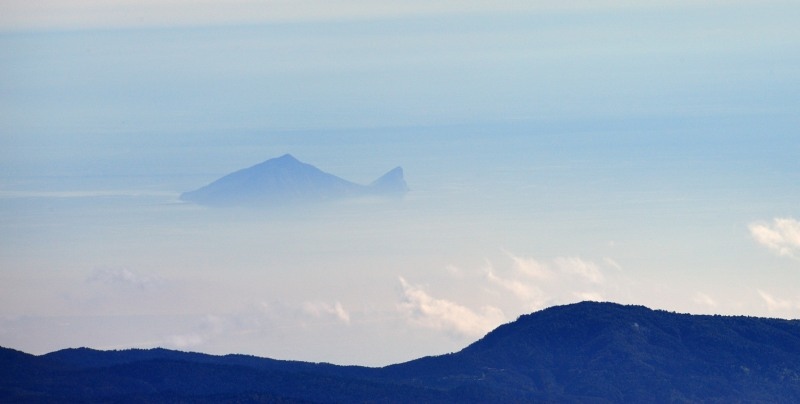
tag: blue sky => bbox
[1,1,799,365]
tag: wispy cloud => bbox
[398,277,505,338]
[398,253,626,338]
[87,267,163,291]
[507,253,553,280]
[486,264,539,302]
[302,301,351,324]
[167,332,206,349]
[0,190,176,199]
[165,299,353,350]
[1,0,771,31]
[166,314,229,349]
[692,292,718,307]
[554,257,604,284]
[501,252,612,304]
[749,218,800,260]
[603,257,623,272]
[757,290,799,314]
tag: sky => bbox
[0,1,799,366]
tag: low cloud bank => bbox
[398,277,505,338]
[397,252,623,338]
[749,218,800,260]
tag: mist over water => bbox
[2,3,799,365]
[2,120,797,365]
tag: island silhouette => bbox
[180,154,408,207]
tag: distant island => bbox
[3,302,800,402]
[180,154,409,207]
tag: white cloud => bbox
[397,252,638,341]
[167,332,207,349]
[507,253,553,280]
[165,314,227,349]
[398,277,505,338]
[469,252,617,312]
[757,290,798,313]
[554,257,604,284]
[445,264,464,277]
[603,257,623,271]
[486,265,538,302]
[749,218,800,260]
[302,301,351,324]
[164,299,354,351]
[692,292,717,307]
[87,267,163,291]
[506,251,607,284]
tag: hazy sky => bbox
[1,1,799,366]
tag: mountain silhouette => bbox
[180,154,408,207]
[3,302,800,402]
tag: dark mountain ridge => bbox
[180,154,409,207]
[4,302,800,402]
